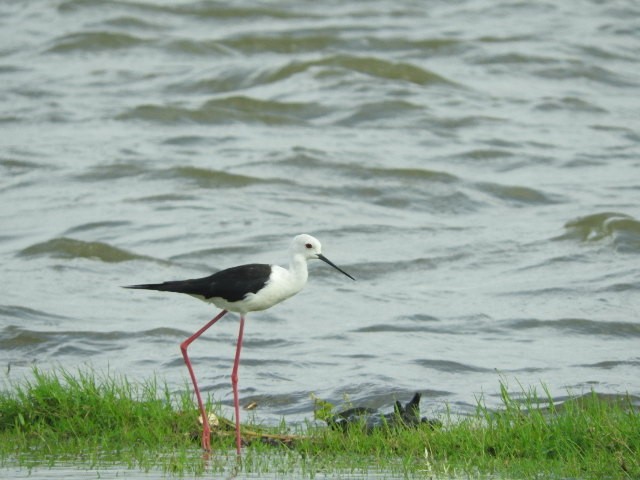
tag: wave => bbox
[18,237,155,263]
[475,182,558,205]
[414,358,493,373]
[152,165,286,188]
[508,318,640,337]
[0,305,69,322]
[47,31,146,53]
[253,54,455,87]
[558,212,640,252]
[117,96,329,125]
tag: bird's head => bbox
[291,234,355,280]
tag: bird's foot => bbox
[201,424,211,451]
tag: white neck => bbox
[288,253,309,286]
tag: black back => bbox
[125,263,273,303]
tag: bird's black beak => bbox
[317,254,355,280]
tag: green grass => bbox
[0,368,638,478]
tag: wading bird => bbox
[124,234,354,454]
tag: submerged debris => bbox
[198,412,220,428]
[328,393,441,432]
[191,411,302,447]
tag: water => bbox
[1,0,640,471]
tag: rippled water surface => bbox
[2,0,640,444]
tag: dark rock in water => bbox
[328,392,441,432]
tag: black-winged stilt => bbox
[124,234,354,454]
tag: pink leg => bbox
[180,309,228,452]
[231,315,246,455]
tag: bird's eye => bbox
[305,243,313,249]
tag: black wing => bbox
[124,263,272,303]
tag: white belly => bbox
[206,265,306,314]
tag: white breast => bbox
[207,265,306,314]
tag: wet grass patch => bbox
[0,368,638,478]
